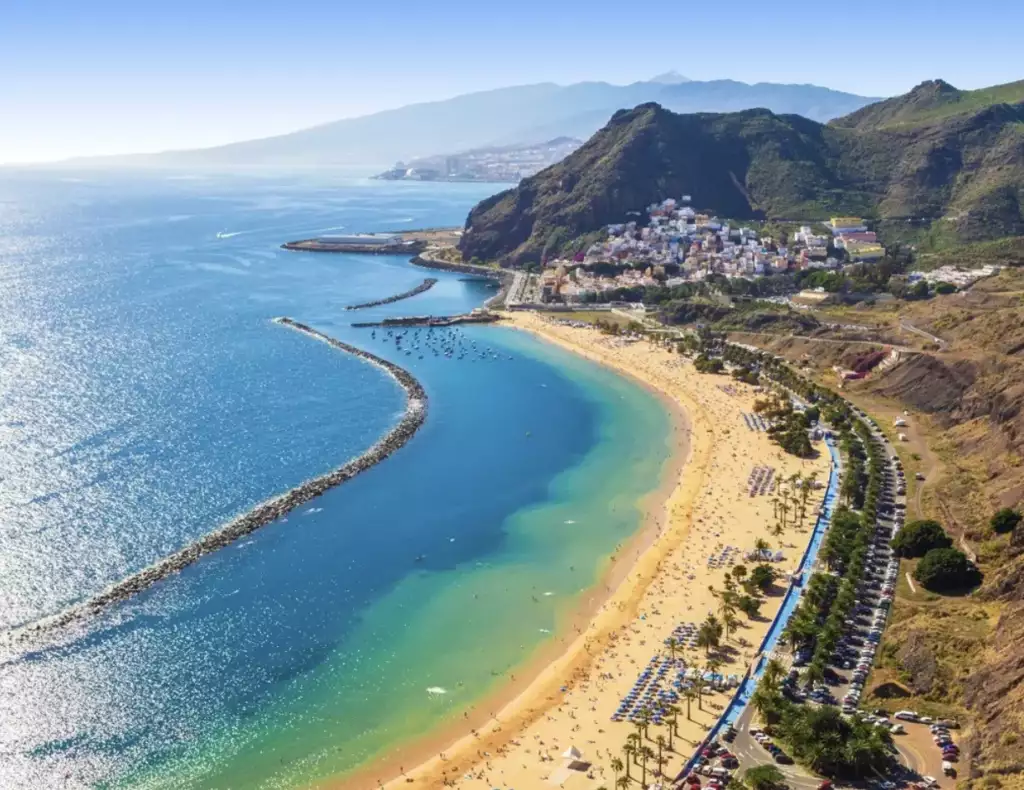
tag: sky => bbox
[1,0,1021,164]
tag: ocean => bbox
[0,171,672,789]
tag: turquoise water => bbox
[0,171,671,789]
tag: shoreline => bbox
[316,313,713,790]
[0,318,428,651]
[317,312,830,790]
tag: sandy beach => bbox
[326,312,830,790]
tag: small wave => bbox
[543,591,554,597]
[216,231,245,239]
[426,686,447,695]
[304,507,323,515]
[564,520,576,524]
[539,628,552,633]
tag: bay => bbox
[0,171,671,789]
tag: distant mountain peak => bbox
[649,71,692,85]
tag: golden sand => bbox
[326,312,829,790]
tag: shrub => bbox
[914,548,982,592]
[694,354,725,374]
[990,508,1022,535]
[891,519,952,558]
[750,563,777,592]
[745,765,786,790]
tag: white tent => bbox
[562,746,583,760]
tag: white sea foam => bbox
[426,686,447,695]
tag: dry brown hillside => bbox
[732,272,1024,787]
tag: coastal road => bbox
[731,707,823,790]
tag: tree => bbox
[745,765,786,790]
[914,547,982,592]
[611,756,624,785]
[762,658,787,691]
[891,519,952,557]
[666,704,680,746]
[750,563,776,592]
[694,676,707,710]
[616,777,630,790]
[683,687,696,719]
[622,742,636,778]
[991,507,1022,535]
[732,564,748,583]
[738,593,762,618]
[655,734,667,775]
[666,637,681,662]
[640,745,655,787]
[697,614,723,654]
[724,611,740,640]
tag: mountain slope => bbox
[460,80,1024,264]
[68,79,877,169]
[832,78,1024,131]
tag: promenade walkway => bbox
[675,434,842,779]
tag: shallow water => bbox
[0,171,672,789]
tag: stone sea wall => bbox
[409,253,508,280]
[345,278,438,310]
[350,312,502,328]
[2,318,427,646]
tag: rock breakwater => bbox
[1,318,427,647]
[345,278,437,310]
[350,311,502,328]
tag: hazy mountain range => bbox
[66,76,879,169]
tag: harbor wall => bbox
[346,278,438,310]
[1,318,427,647]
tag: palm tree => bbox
[724,611,740,641]
[611,756,624,785]
[655,735,667,775]
[694,676,707,710]
[683,687,696,720]
[666,705,679,748]
[638,707,652,741]
[803,660,826,689]
[761,658,787,691]
[754,537,770,557]
[640,746,655,787]
[622,742,636,778]
[666,637,680,663]
[616,777,630,790]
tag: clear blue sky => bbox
[2,0,1020,163]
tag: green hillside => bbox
[832,78,1024,130]
[460,80,1024,265]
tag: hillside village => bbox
[536,197,999,304]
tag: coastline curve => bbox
[0,317,427,648]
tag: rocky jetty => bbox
[1,318,427,647]
[282,238,426,254]
[410,253,508,280]
[350,312,502,328]
[345,278,438,310]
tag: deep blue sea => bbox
[0,171,671,789]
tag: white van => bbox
[894,710,917,721]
